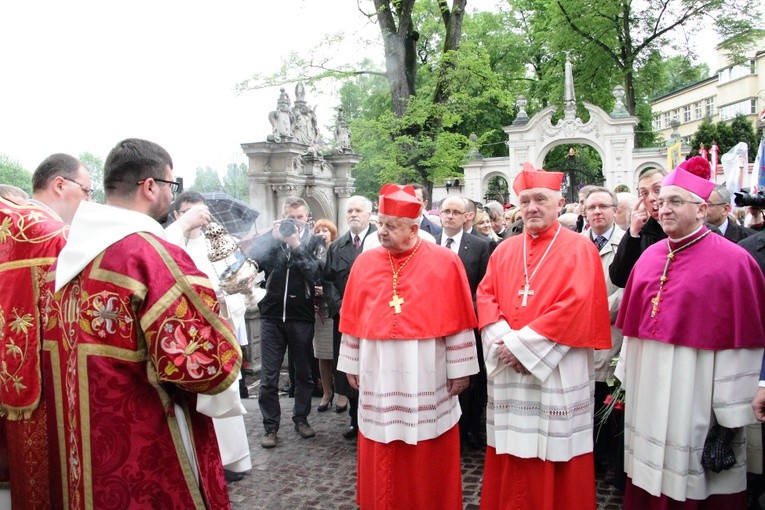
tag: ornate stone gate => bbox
[460,55,678,205]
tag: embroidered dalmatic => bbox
[476,221,611,510]
[616,227,765,508]
[40,202,241,510]
[0,196,67,509]
[338,241,479,509]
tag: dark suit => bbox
[434,232,490,299]
[716,218,757,243]
[420,215,442,236]
[465,226,497,252]
[740,230,765,276]
[435,231,490,449]
[323,225,377,432]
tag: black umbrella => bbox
[200,192,260,237]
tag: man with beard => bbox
[41,138,241,509]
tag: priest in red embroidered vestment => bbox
[0,153,92,510]
[40,139,241,510]
[338,184,479,509]
[476,163,611,510]
[615,160,765,509]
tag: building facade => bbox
[652,38,765,143]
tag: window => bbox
[663,112,671,128]
[683,105,691,123]
[653,115,662,131]
[706,98,714,117]
[719,63,754,84]
[719,99,756,121]
[694,102,702,119]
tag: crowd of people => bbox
[1,144,765,510]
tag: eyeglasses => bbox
[706,202,727,207]
[657,198,703,209]
[61,176,94,197]
[439,209,465,216]
[638,186,662,198]
[584,204,616,212]
[136,177,182,194]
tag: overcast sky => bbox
[0,0,720,183]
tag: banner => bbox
[720,142,748,203]
[710,144,719,182]
[667,139,682,171]
[751,136,765,192]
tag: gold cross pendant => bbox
[650,292,661,317]
[389,293,404,314]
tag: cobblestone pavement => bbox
[228,375,625,509]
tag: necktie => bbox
[445,237,454,250]
[353,235,360,250]
[594,235,607,251]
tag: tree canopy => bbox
[0,155,32,194]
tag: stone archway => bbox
[460,54,683,203]
[463,100,638,205]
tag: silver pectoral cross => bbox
[389,293,404,314]
[518,283,534,307]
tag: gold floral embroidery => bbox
[0,216,11,243]
[1,308,33,393]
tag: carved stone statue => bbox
[290,82,321,147]
[267,88,293,143]
[333,107,352,153]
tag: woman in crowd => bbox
[474,209,500,241]
[313,219,339,412]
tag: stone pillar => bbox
[334,186,354,233]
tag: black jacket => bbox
[719,219,757,243]
[323,226,377,318]
[434,232,490,300]
[246,229,323,323]
[739,230,765,275]
[608,217,666,288]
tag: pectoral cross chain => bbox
[389,293,404,314]
[518,284,535,307]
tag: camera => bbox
[733,191,765,209]
[278,218,299,237]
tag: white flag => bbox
[720,142,748,203]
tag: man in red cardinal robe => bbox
[338,183,479,509]
[476,163,611,510]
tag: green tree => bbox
[222,163,249,201]
[730,114,758,161]
[548,0,763,119]
[189,166,223,193]
[0,155,32,194]
[689,118,718,155]
[79,152,105,204]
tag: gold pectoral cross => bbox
[389,293,404,314]
[518,284,534,307]
[650,292,661,317]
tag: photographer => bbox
[735,189,765,231]
[245,197,323,448]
